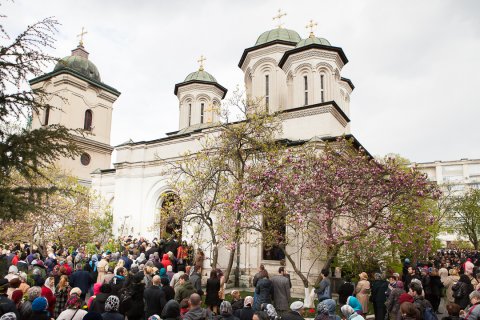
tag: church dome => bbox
[54,54,101,82]
[296,36,331,48]
[184,70,217,83]
[255,28,301,46]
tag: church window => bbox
[80,153,91,166]
[265,75,270,112]
[84,109,93,131]
[200,103,204,123]
[44,106,50,125]
[320,74,325,103]
[262,210,286,261]
[304,75,308,106]
[156,192,182,240]
[188,103,192,126]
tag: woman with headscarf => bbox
[341,305,365,320]
[386,281,406,320]
[234,296,255,320]
[262,304,279,320]
[56,295,88,320]
[88,282,103,309]
[54,274,71,318]
[161,254,172,269]
[18,272,30,294]
[316,299,341,320]
[347,296,364,316]
[355,272,370,315]
[452,274,474,309]
[41,276,56,316]
[315,302,331,320]
[28,296,50,320]
[89,283,112,313]
[102,295,125,320]
[19,286,41,320]
[161,299,182,320]
[0,313,17,320]
[444,269,460,305]
[218,301,240,320]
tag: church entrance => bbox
[157,192,182,240]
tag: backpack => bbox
[453,283,465,299]
[424,307,438,320]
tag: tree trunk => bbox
[223,246,236,287]
[282,247,315,307]
[211,244,219,268]
[315,245,340,286]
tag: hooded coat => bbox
[161,300,182,320]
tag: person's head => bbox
[161,277,170,287]
[27,286,42,302]
[189,293,202,308]
[341,305,355,319]
[469,290,480,305]
[446,303,462,317]
[116,267,125,276]
[359,272,368,280]
[400,302,420,319]
[220,301,233,315]
[399,293,414,305]
[167,265,173,272]
[321,269,329,278]
[374,273,382,281]
[259,269,269,279]
[9,278,21,289]
[253,311,269,320]
[180,298,190,309]
[244,296,253,307]
[31,296,48,312]
[105,295,120,312]
[408,282,422,297]
[152,275,161,286]
[259,264,265,272]
[65,295,83,310]
[388,275,396,284]
[408,266,414,275]
[100,283,112,294]
[430,268,439,277]
[278,267,285,275]
[210,269,218,279]
[58,275,69,289]
[179,273,189,284]
[231,290,241,301]
[290,301,304,315]
[449,268,458,277]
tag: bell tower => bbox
[29,32,121,185]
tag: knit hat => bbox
[399,293,414,305]
[70,287,82,296]
[290,301,304,311]
[83,312,103,320]
[105,295,120,312]
[0,312,17,320]
[31,296,48,311]
[11,289,23,304]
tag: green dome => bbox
[184,70,217,83]
[255,28,301,46]
[54,55,101,82]
[296,36,331,48]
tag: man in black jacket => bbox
[0,279,19,318]
[144,275,167,318]
[69,263,93,300]
[189,266,203,297]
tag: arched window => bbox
[188,103,192,126]
[84,109,93,131]
[155,192,182,239]
[265,75,270,112]
[304,75,308,106]
[320,74,325,103]
[200,103,205,124]
[44,106,50,126]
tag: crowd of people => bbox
[3,240,480,320]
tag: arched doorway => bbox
[155,192,182,240]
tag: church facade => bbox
[30,21,361,289]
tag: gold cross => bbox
[205,103,219,123]
[77,27,88,46]
[272,9,287,29]
[197,55,206,71]
[306,19,318,38]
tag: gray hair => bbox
[374,273,382,280]
[470,290,480,300]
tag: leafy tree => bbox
[0,12,79,221]
[451,189,480,250]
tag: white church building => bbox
[30,19,361,287]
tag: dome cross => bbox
[197,55,207,71]
[273,9,287,29]
[77,27,88,46]
[306,20,318,38]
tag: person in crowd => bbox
[271,267,291,314]
[97,254,109,283]
[144,266,154,289]
[452,274,474,309]
[166,265,175,281]
[355,272,370,315]
[162,254,172,270]
[441,303,461,320]
[231,290,245,313]
[28,296,50,320]
[218,268,226,307]
[206,269,221,313]
[340,305,365,320]
[180,298,190,316]
[316,299,341,320]
[161,276,175,302]
[6,278,21,299]
[254,269,274,311]
[17,272,30,294]
[122,273,145,320]
[4,266,18,282]
[282,301,305,320]
[69,263,93,301]
[189,266,203,297]
[104,266,115,284]
[347,296,364,316]
[370,272,389,320]
[110,267,126,296]
[0,279,18,318]
[315,269,332,303]
[194,249,205,276]
[428,268,443,314]
[218,301,240,320]
[56,295,88,320]
[90,283,112,313]
[235,296,255,320]
[41,276,56,316]
[53,275,71,318]
[102,295,125,320]
[400,302,421,320]
[443,269,460,306]
[462,291,480,320]
[409,282,433,319]
[183,293,212,320]
[338,276,355,306]
[88,282,102,309]
[144,275,167,319]
[161,299,182,320]
[175,274,196,303]
[18,286,41,320]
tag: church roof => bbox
[296,36,331,48]
[255,28,302,46]
[278,43,349,68]
[54,45,101,82]
[184,70,217,83]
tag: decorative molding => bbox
[251,57,278,74]
[293,62,313,75]
[280,104,348,127]
[314,62,335,73]
[281,49,341,73]
[241,44,292,72]
[177,83,225,99]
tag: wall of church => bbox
[177,84,223,130]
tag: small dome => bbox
[184,70,217,83]
[296,36,331,48]
[54,55,101,82]
[255,28,301,46]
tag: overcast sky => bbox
[5,0,480,163]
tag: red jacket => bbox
[41,285,56,315]
[161,254,172,268]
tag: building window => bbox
[320,74,325,103]
[200,103,204,124]
[44,106,50,126]
[265,75,269,112]
[80,153,91,166]
[262,212,286,261]
[84,109,93,131]
[188,103,192,126]
[304,75,308,106]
